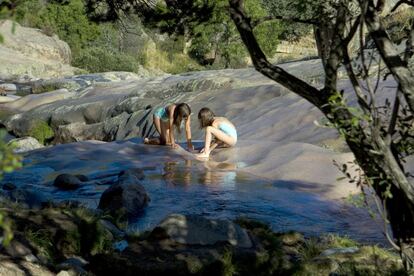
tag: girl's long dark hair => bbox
[173,103,191,133]
[198,107,215,128]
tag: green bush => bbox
[28,120,54,145]
[73,47,140,73]
[14,0,101,56]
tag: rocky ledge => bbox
[0,203,403,276]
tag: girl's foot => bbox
[195,152,210,159]
[144,138,149,144]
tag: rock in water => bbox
[98,171,149,217]
[8,137,44,153]
[151,214,253,248]
[53,174,82,190]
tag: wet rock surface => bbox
[98,170,150,217]
[53,174,83,190]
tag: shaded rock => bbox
[8,189,47,209]
[8,136,44,153]
[98,172,149,217]
[118,168,145,181]
[2,183,16,191]
[4,240,32,259]
[151,214,253,248]
[75,175,89,182]
[53,174,82,190]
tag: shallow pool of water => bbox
[1,140,386,244]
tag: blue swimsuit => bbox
[154,106,169,122]
[218,123,237,140]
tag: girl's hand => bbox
[171,143,179,149]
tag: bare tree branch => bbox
[364,0,414,115]
[228,0,324,108]
[391,0,414,13]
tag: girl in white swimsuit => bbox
[196,107,237,159]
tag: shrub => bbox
[28,120,54,145]
[73,47,140,73]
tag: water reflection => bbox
[163,159,239,188]
[131,159,385,245]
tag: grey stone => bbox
[53,174,82,190]
[8,189,47,208]
[8,137,44,153]
[98,172,150,217]
[0,20,75,79]
[2,183,16,191]
[152,214,253,248]
[5,240,32,258]
[118,168,145,181]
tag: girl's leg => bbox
[196,126,236,158]
[144,116,167,145]
[153,115,162,135]
[160,120,169,145]
[164,121,171,145]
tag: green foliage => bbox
[25,228,54,260]
[73,47,140,73]
[298,237,322,262]
[0,130,22,246]
[188,0,283,68]
[28,120,54,145]
[14,0,101,56]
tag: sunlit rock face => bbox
[0,20,75,80]
[0,58,401,201]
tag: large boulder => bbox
[0,20,75,80]
[151,214,253,248]
[98,170,149,217]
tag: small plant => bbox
[25,228,54,260]
[298,237,323,262]
[323,233,359,248]
[28,120,54,145]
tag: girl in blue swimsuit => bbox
[196,107,237,159]
[144,103,193,150]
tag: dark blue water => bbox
[1,140,386,244]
